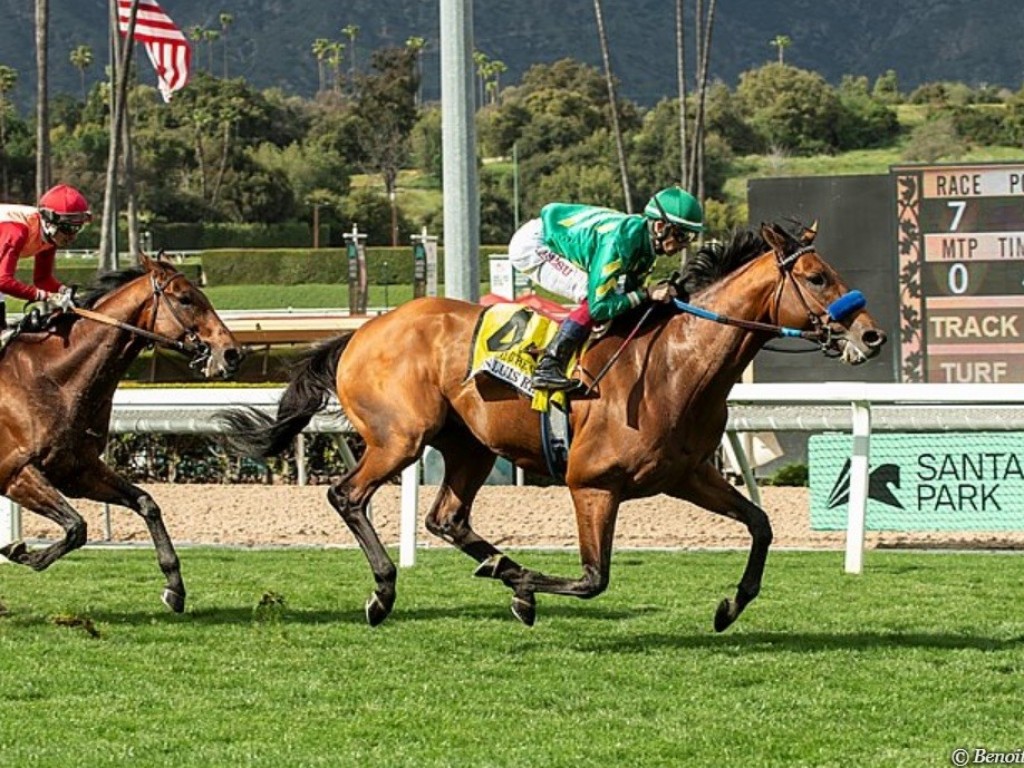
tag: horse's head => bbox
[138,253,244,378]
[761,222,887,365]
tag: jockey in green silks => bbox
[507,186,704,391]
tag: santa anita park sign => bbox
[810,433,1024,531]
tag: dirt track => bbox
[19,484,1024,551]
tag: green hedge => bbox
[74,222,322,251]
[17,261,202,289]
[202,245,510,286]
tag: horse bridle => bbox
[71,272,213,370]
[772,244,866,355]
[671,243,865,354]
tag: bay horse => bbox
[221,222,886,630]
[0,254,242,612]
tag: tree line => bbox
[1,42,1021,246]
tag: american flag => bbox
[117,0,191,102]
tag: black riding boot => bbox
[533,319,590,391]
[0,302,6,331]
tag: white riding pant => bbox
[508,218,589,303]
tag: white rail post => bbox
[725,430,762,507]
[844,400,872,574]
[399,462,419,567]
[0,496,20,563]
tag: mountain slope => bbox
[1,0,1021,110]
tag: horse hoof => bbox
[714,598,737,633]
[0,539,27,563]
[161,588,186,613]
[511,594,536,627]
[365,592,392,627]
[473,554,512,580]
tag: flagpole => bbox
[100,0,140,271]
[100,0,117,270]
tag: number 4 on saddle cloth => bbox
[466,302,579,479]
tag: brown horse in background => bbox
[222,223,886,630]
[0,254,242,612]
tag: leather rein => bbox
[71,272,213,370]
[672,244,865,355]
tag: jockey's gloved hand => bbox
[38,286,75,315]
[56,285,76,311]
[646,282,678,303]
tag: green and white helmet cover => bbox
[643,186,704,232]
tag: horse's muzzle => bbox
[834,326,887,365]
[197,345,244,379]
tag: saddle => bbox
[0,307,57,353]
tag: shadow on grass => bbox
[6,600,661,629]
[575,629,1024,654]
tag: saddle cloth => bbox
[466,302,574,478]
[467,303,579,410]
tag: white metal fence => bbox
[3,384,1024,572]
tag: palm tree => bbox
[311,38,330,94]
[0,65,17,200]
[35,0,50,198]
[341,24,359,88]
[203,29,220,74]
[69,44,94,102]
[770,34,792,65]
[219,13,234,78]
[326,41,345,93]
[472,50,490,108]
[675,0,688,188]
[689,0,718,211]
[406,36,426,106]
[593,0,632,212]
[484,59,507,105]
[187,26,205,71]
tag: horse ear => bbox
[800,220,818,244]
[138,251,155,271]
[761,222,788,254]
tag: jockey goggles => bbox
[650,195,695,245]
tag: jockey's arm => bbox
[0,222,50,302]
[32,247,63,295]
[585,242,647,324]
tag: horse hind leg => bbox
[327,440,422,627]
[0,466,87,572]
[477,486,622,628]
[423,433,525,582]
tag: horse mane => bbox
[679,222,810,296]
[76,266,148,309]
[677,229,769,296]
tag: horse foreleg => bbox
[679,461,774,632]
[499,486,620,626]
[74,463,187,612]
[0,466,87,572]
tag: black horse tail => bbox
[218,333,353,458]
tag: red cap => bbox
[39,184,92,224]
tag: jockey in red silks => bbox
[0,184,92,332]
[507,186,704,391]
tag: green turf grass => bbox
[0,548,1021,767]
